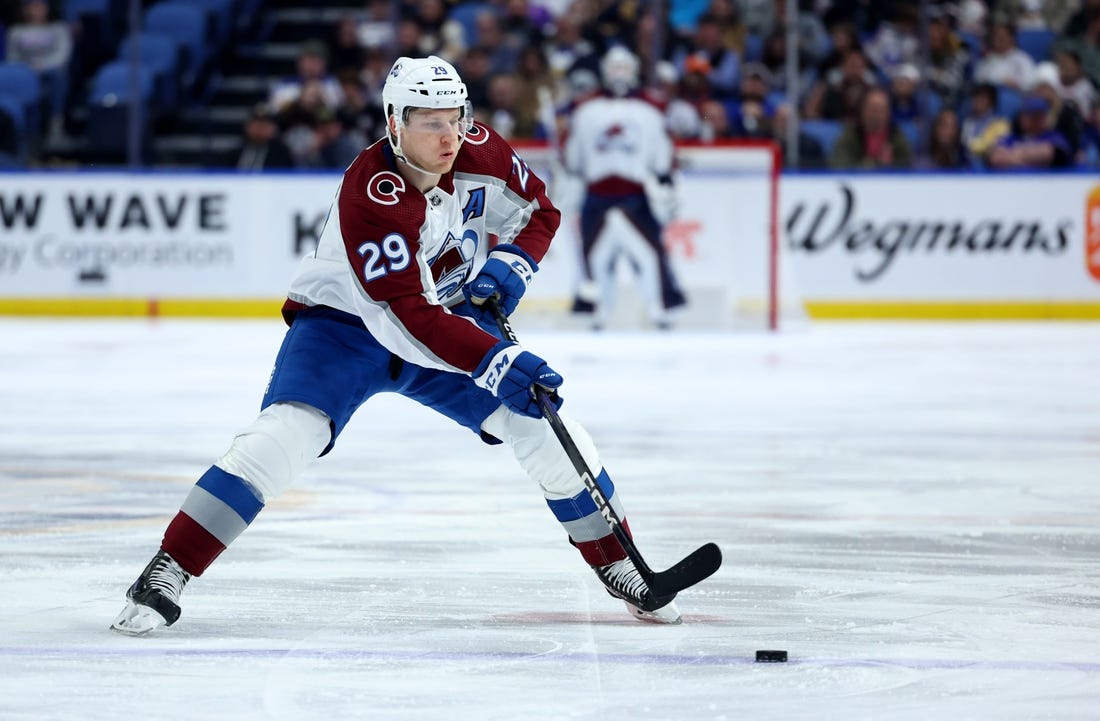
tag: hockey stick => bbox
[486,299,722,600]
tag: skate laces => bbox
[600,558,649,602]
[146,553,190,602]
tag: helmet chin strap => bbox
[393,151,431,178]
[395,150,437,178]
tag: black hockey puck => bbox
[755,649,788,663]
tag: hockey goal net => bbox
[513,139,799,331]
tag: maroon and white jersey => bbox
[284,122,559,374]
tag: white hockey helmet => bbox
[382,55,472,158]
[600,45,640,96]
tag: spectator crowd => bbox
[3,0,1100,171]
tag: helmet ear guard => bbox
[383,56,472,160]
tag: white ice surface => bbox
[1,319,1098,721]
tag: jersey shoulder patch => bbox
[454,122,514,176]
[339,139,425,237]
[347,141,409,206]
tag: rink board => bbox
[0,166,1098,320]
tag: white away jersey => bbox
[563,95,674,184]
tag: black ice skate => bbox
[571,296,597,314]
[595,557,681,624]
[110,550,191,636]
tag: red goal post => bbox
[512,139,796,331]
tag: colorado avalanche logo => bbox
[463,123,489,146]
[596,122,638,154]
[366,171,405,206]
[430,229,478,301]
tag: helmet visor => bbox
[399,102,474,136]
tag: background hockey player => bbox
[111,55,681,635]
[564,45,687,329]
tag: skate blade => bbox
[625,599,682,625]
[110,600,168,636]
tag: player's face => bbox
[399,107,465,175]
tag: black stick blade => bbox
[646,543,723,598]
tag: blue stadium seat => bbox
[0,95,27,161]
[0,62,42,140]
[765,90,787,111]
[0,96,23,135]
[144,3,210,83]
[744,33,763,62]
[1016,29,1054,63]
[62,0,113,24]
[957,30,981,54]
[89,61,156,104]
[919,90,943,119]
[177,0,236,47]
[116,32,182,111]
[232,0,265,36]
[86,61,157,160]
[448,2,494,47]
[996,85,1023,119]
[799,119,843,156]
[63,0,120,70]
[898,119,921,150]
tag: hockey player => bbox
[111,56,681,635]
[564,46,687,329]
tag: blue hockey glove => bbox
[452,301,503,339]
[473,341,563,418]
[463,244,538,317]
